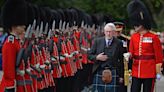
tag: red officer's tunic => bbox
[129,32,163,78]
[0,35,20,91]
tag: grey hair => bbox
[104,23,116,31]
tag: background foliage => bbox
[0,0,164,31]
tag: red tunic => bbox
[52,42,62,78]
[61,41,74,77]
[72,36,83,69]
[129,32,163,78]
[0,35,20,91]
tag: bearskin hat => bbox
[1,0,28,29]
[127,0,152,30]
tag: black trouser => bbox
[118,84,127,92]
[131,77,155,92]
[5,88,15,92]
[73,64,93,92]
[55,77,74,92]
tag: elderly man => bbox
[88,23,124,92]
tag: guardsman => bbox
[80,25,94,89]
[72,29,83,70]
[0,27,7,71]
[126,0,163,92]
[160,32,164,75]
[0,0,28,92]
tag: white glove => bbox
[51,57,57,61]
[64,53,70,57]
[59,56,65,61]
[156,73,161,80]
[17,70,25,76]
[40,64,46,69]
[69,53,74,57]
[26,68,32,73]
[45,60,50,65]
[74,51,79,54]
[35,63,40,69]
[123,52,131,61]
[81,47,88,52]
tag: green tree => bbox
[0,0,164,31]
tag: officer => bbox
[114,21,130,92]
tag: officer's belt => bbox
[17,80,33,85]
[134,55,155,60]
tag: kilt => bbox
[92,68,119,92]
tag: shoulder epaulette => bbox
[7,35,14,43]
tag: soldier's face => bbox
[14,26,26,39]
[134,25,143,32]
[14,25,25,33]
[114,31,121,37]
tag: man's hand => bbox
[96,52,108,61]
[119,77,124,84]
[156,63,162,74]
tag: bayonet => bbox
[31,19,36,31]
[66,22,69,31]
[47,29,52,40]
[81,21,84,28]
[35,25,40,38]
[44,22,49,35]
[39,21,43,37]
[62,21,66,31]
[25,24,31,39]
[52,20,56,31]
[59,20,62,30]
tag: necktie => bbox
[108,39,112,46]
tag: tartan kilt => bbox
[92,69,119,92]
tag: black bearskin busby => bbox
[1,0,28,30]
[127,0,152,30]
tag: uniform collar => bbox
[9,33,19,40]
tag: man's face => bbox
[104,27,114,38]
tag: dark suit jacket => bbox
[88,37,124,77]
